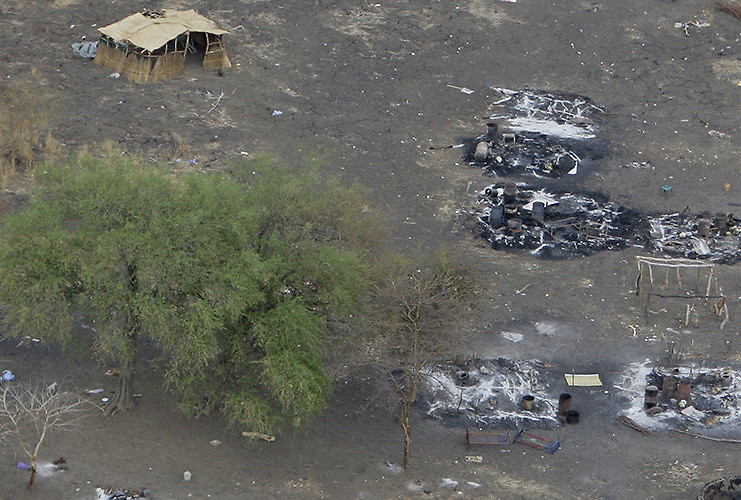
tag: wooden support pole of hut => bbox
[635,256,730,328]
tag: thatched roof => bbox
[97,9,228,53]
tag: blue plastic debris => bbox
[2,370,14,382]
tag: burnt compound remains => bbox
[462,88,741,262]
[463,88,607,179]
[473,183,741,262]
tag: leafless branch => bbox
[0,380,93,489]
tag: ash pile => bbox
[473,182,641,258]
[463,88,607,179]
[423,358,560,429]
[472,183,741,262]
[644,211,741,264]
[617,361,741,433]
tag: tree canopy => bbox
[0,148,377,432]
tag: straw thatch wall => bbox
[94,34,230,83]
[203,34,232,70]
[94,43,187,84]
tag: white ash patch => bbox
[424,358,560,429]
[616,360,741,433]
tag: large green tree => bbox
[0,148,375,432]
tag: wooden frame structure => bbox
[636,256,729,329]
[94,9,231,84]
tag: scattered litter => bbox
[46,382,58,394]
[441,478,458,489]
[622,161,652,169]
[564,374,602,386]
[95,487,150,499]
[2,370,15,382]
[109,72,121,79]
[17,462,29,470]
[406,480,425,492]
[674,17,710,36]
[34,460,68,477]
[240,151,250,156]
[101,397,109,403]
[188,158,198,165]
[446,84,474,95]
[183,470,192,481]
[209,439,222,446]
[87,388,105,394]
[514,429,560,453]
[71,41,98,59]
[383,460,403,475]
[501,331,524,343]
[16,336,41,347]
[681,405,706,422]
[271,110,283,117]
[464,455,483,462]
[467,481,482,488]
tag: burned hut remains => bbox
[472,183,741,263]
[94,9,231,83]
[636,257,729,328]
[465,88,606,178]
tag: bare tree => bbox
[364,250,479,469]
[0,381,92,489]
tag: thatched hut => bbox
[94,9,231,83]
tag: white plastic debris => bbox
[501,331,524,343]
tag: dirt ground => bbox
[1,0,741,498]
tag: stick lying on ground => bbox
[241,431,276,442]
[672,428,741,443]
[618,415,657,436]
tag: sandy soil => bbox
[1,0,741,498]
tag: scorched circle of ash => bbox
[462,88,609,179]
[617,361,741,434]
[470,183,741,262]
[472,182,643,259]
[423,358,561,430]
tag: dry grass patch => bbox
[0,74,58,189]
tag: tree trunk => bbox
[108,262,140,415]
[106,356,136,415]
[401,402,411,470]
[27,460,36,489]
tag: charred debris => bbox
[461,89,741,262]
[473,183,741,262]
